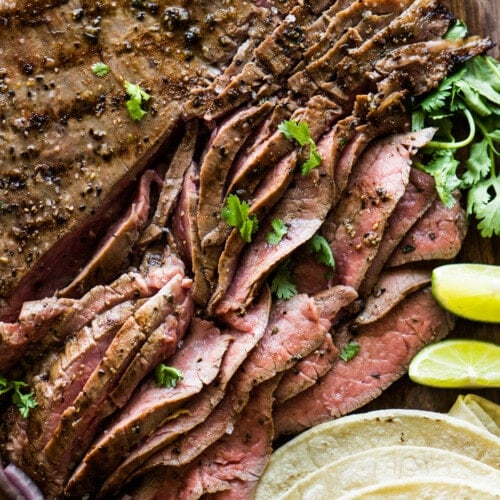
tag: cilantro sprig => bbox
[266,218,288,245]
[0,376,37,418]
[412,51,500,237]
[270,259,297,300]
[221,194,259,243]
[124,81,151,121]
[278,120,322,175]
[155,364,184,388]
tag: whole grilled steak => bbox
[0,0,494,498]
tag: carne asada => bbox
[0,0,495,497]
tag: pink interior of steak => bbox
[0,0,495,498]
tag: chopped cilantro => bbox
[339,340,360,362]
[124,81,151,121]
[91,62,110,77]
[270,260,297,300]
[221,194,259,243]
[0,376,37,418]
[278,120,322,175]
[266,218,288,245]
[309,234,335,268]
[155,364,184,388]
[412,53,500,237]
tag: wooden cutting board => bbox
[364,0,500,412]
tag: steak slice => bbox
[65,318,232,497]
[355,264,432,325]
[327,128,436,290]
[359,167,436,297]
[215,126,339,315]
[126,376,279,500]
[387,193,467,267]
[98,287,272,497]
[274,287,453,436]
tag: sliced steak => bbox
[227,95,342,199]
[196,103,273,288]
[125,292,332,488]
[127,376,279,500]
[215,126,338,315]
[98,287,272,497]
[8,250,192,496]
[359,167,436,296]
[355,264,432,325]
[198,103,273,249]
[0,0,263,320]
[65,318,231,497]
[387,192,467,267]
[274,333,337,405]
[208,152,297,313]
[140,120,199,247]
[171,163,211,305]
[328,128,436,290]
[274,288,453,436]
[58,169,162,298]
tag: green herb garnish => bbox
[91,62,110,77]
[0,376,37,418]
[270,259,297,300]
[266,218,288,245]
[221,194,259,243]
[309,234,335,268]
[155,364,184,388]
[278,120,322,175]
[412,51,500,237]
[339,341,360,362]
[124,81,151,121]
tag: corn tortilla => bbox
[255,409,500,499]
[280,445,500,499]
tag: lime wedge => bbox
[431,264,500,323]
[409,339,500,388]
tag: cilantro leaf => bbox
[339,340,360,362]
[461,138,491,187]
[270,260,297,300]
[278,120,311,146]
[309,234,335,268]
[91,62,110,77]
[266,218,288,245]
[417,150,461,208]
[155,364,184,388]
[124,81,151,121]
[0,377,37,418]
[221,194,259,243]
[468,177,500,237]
[278,120,322,175]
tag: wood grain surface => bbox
[364,0,500,413]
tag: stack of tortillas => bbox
[255,395,500,499]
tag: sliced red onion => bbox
[4,463,44,500]
[0,462,24,500]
